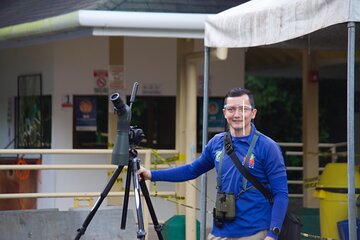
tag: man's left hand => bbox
[264,237,275,240]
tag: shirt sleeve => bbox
[260,136,288,239]
[266,175,289,239]
[263,142,287,181]
[151,139,216,182]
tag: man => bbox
[138,87,288,240]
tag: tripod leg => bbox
[139,178,164,240]
[121,160,133,229]
[132,157,146,239]
[75,165,125,240]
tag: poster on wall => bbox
[74,97,97,131]
[208,98,225,133]
[197,97,225,152]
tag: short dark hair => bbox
[224,87,255,109]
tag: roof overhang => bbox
[0,10,211,49]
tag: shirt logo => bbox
[215,151,222,162]
[243,153,255,168]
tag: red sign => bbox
[94,70,108,94]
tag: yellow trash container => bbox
[314,163,360,240]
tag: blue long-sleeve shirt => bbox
[151,124,288,239]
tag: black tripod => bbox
[75,83,163,240]
[74,147,163,240]
[122,147,163,240]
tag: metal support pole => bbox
[200,46,210,240]
[347,21,356,240]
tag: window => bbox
[129,96,175,149]
[73,95,108,149]
[15,74,51,148]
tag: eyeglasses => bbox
[223,105,253,114]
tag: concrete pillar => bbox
[108,36,124,205]
[185,61,198,240]
[302,50,320,208]
[176,39,195,214]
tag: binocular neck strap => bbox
[225,131,274,203]
[216,131,259,193]
[216,144,225,192]
[217,131,258,193]
[242,131,260,190]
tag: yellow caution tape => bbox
[107,170,124,184]
[303,176,319,189]
[150,149,183,165]
[301,232,336,240]
[178,154,186,162]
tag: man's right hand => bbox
[137,165,152,181]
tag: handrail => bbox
[277,142,347,147]
[0,148,180,240]
[0,164,118,170]
[0,164,171,170]
[0,148,179,200]
[0,143,348,200]
[0,141,349,240]
[0,149,178,155]
[278,141,347,198]
[0,191,176,199]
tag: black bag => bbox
[224,132,302,239]
[279,211,302,240]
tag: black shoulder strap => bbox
[224,131,273,203]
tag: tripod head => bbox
[110,82,140,166]
[129,126,145,147]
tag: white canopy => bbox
[205,0,360,48]
[201,0,360,239]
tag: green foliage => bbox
[245,75,347,144]
[245,75,348,194]
[245,75,302,142]
[19,96,42,148]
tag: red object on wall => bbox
[0,158,40,210]
[309,70,319,83]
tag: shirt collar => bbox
[231,123,257,145]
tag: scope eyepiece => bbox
[110,93,125,111]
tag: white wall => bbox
[124,38,245,97]
[0,44,54,148]
[50,37,110,210]
[52,36,109,149]
[0,44,57,209]
[125,37,177,96]
[194,40,245,97]
[0,36,245,220]
[206,47,245,96]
